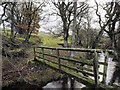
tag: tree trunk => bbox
[3,23,6,33]
[117,22,120,66]
[92,29,104,49]
[71,1,77,57]
[63,22,69,47]
[10,3,14,38]
[25,19,32,42]
[64,35,68,47]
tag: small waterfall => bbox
[98,51,105,82]
[98,51,116,85]
[106,57,116,85]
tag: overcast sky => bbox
[0,0,113,33]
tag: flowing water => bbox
[43,78,85,89]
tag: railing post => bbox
[50,49,53,54]
[102,51,109,85]
[41,47,45,64]
[93,50,99,87]
[34,47,36,60]
[57,49,61,72]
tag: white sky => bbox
[0,0,114,32]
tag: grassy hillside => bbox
[2,32,63,88]
[39,32,71,47]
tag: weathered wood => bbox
[33,46,114,88]
[38,52,93,66]
[60,63,94,77]
[36,56,94,77]
[50,49,53,54]
[93,51,99,87]
[41,47,45,64]
[102,51,109,85]
[33,58,95,87]
[33,58,114,89]
[34,47,36,60]
[57,49,61,72]
[36,56,58,65]
[36,46,114,54]
[60,56,93,66]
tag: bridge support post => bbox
[41,47,45,64]
[57,49,61,72]
[34,47,36,60]
[93,51,99,88]
[102,51,109,85]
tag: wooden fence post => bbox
[57,49,61,72]
[34,47,36,60]
[93,50,99,87]
[50,49,53,54]
[102,51,109,85]
[41,47,45,64]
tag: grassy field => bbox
[1,29,70,47]
[39,32,71,47]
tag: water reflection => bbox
[43,77,85,89]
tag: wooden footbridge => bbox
[32,46,114,88]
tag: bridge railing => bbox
[33,46,114,87]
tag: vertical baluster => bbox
[34,47,36,60]
[57,49,61,72]
[41,47,45,64]
[93,50,99,87]
[51,49,53,54]
[102,51,109,85]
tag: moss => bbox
[9,48,23,53]
[15,37,25,41]
[33,58,95,86]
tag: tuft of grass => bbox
[9,48,23,53]
[15,37,25,41]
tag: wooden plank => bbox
[102,51,109,85]
[60,56,93,66]
[34,47,36,60]
[33,58,95,87]
[57,49,61,72]
[36,52,93,66]
[36,56,94,77]
[60,64,94,77]
[41,47,45,64]
[93,51,99,87]
[32,59,113,89]
[36,46,114,54]
[35,55,104,75]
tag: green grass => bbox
[2,29,70,47]
[1,28,11,31]
[9,48,23,53]
[38,32,62,47]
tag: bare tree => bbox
[94,0,120,84]
[52,1,74,47]
[71,1,77,57]
[1,2,17,38]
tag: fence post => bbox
[41,47,45,64]
[34,47,36,60]
[57,49,61,72]
[102,51,109,85]
[50,49,53,54]
[93,50,99,87]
